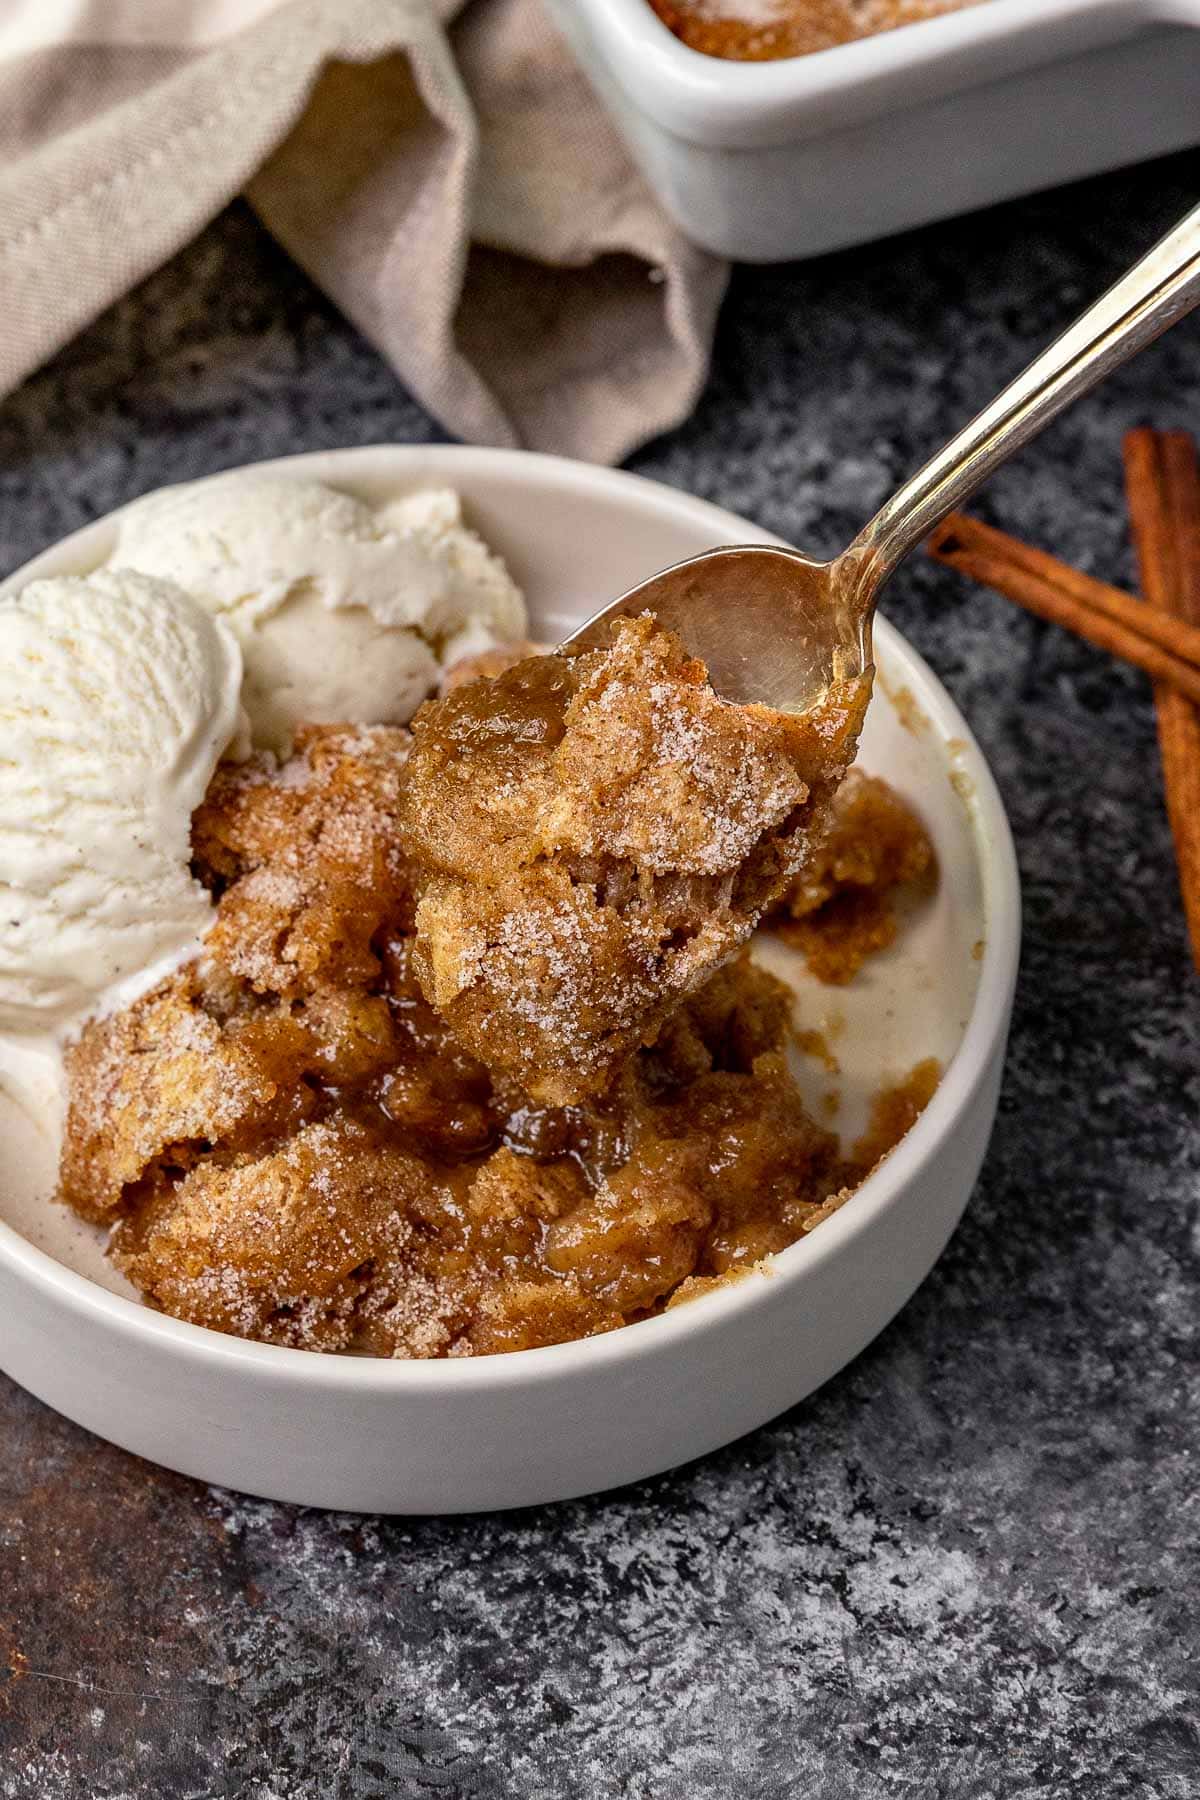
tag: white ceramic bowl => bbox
[0,447,1019,1513]
[546,0,1200,260]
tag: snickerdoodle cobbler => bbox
[59,624,937,1357]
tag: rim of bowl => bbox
[0,445,1021,1393]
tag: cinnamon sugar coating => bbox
[193,721,414,995]
[400,615,868,1104]
[110,1117,432,1354]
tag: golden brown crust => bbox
[110,1116,437,1352]
[59,976,321,1223]
[193,722,413,995]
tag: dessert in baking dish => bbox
[646,0,983,60]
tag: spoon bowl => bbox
[565,543,866,712]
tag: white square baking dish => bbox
[544,0,1200,260]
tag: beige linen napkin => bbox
[0,0,727,463]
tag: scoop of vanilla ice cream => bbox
[111,474,527,751]
[0,570,245,1036]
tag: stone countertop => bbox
[3,150,1200,1800]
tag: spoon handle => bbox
[844,200,1200,596]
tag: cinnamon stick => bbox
[927,512,1200,702]
[1123,428,1200,973]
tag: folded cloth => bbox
[0,0,727,463]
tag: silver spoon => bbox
[566,202,1200,712]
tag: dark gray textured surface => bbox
[3,151,1200,1798]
